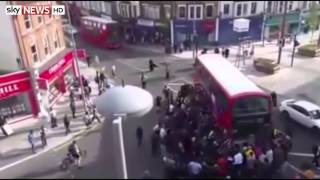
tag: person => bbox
[225,48,230,59]
[136,126,143,147]
[86,55,91,67]
[187,160,203,177]
[50,108,58,128]
[162,85,170,102]
[141,72,147,89]
[250,45,255,57]
[40,125,47,148]
[149,59,157,72]
[91,108,101,124]
[28,130,36,153]
[68,140,82,168]
[232,144,244,178]
[69,90,75,102]
[94,71,100,86]
[63,114,71,135]
[271,91,277,107]
[83,111,91,128]
[312,144,320,167]
[155,96,162,112]
[165,64,170,80]
[159,125,166,140]
[99,72,106,87]
[70,101,76,118]
[0,115,8,136]
[173,44,178,53]
[111,64,116,78]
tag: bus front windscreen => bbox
[107,25,121,45]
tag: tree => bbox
[307,1,319,41]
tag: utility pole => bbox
[262,1,266,47]
[277,1,288,64]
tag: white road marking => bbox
[288,152,314,158]
[167,83,186,86]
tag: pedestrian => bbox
[83,111,91,128]
[225,48,230,59]
[95,71,100,86]
[99,72,106,87]
[136,126,143,147]
[141,72,147,89]
[63,114,71,135]
[162,85,170,102]
[86,55,91,67]
[149,59,157,72]
[91,108,101,124]
[49,108,57,128]
[155,96,162,112]
[271,91,277,107]
[250,45,255,57]
[0,115,8,136]
[69,90,75,102]
[231,144,244,178]
[40,125,47,147]
[222,46,226,57]
[28,130,36,153]
[111,64,116,78]
[173,44,178,53]
[187,160,203,178]
[312,144,320,167]
[70,101,76,118]
[165,64,170,80]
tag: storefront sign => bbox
[137,19,154,27]
[202,20,215,32]
[0,71,32,100]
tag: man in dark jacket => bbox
[136,126,143,147]
[70,101,76,118]
[63,114,71,135]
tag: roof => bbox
[81,16,116,24]
[197,54,264,97]
[294,100,320,111]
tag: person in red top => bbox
[216,156,230,177]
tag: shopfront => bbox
[196,20,216,45]
[173,20,194,45]
[0,71,38,123]
[37,49,87,106]
[264,12,300,39]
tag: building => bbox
[171,1,219,46]
[0,1,86,123]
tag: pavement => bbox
[0,61,104,172]
[1,30,320,179]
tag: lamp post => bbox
[65,2,87,111]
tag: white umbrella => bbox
[95,85,153,118]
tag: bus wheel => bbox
[281,111,290,121]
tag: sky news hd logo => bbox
[6,5,65,15]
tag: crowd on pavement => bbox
[135,82,299,179]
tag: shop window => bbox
[223,4,230,15]
[251,2,257,15]
[236,4,242,16]
[243,3,248,16]
[31,44,38,63]
[178,5,186,19]
[24,15,32,29]
[206,4,214,18]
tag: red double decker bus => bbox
[80,16,121,49]
[194,54,272,137]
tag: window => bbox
[251,2,257,14]
[243,3,248,16]
[43,34,50,56]
[178,5,186,18]
[206,4,214,18]
[288,1,293,10]
[143,4,160,19]
[131,5,139,17]
[37,15,43,24]
[119,3,130,18]
[302,1,308,9]
[267,1,272,13]
[233,97,269,118]
[188,5,203,20]
[310,110,320,119]
[279,1,283,13]
[223,4,230,15]
[236,4,242,16]
[164,5,171,19]
[30,44,38,63]
[53,30,61,49]
[291,105,309,116]
[24,15,32,29]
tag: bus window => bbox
[233,96,269,118]
[102,25,106,30]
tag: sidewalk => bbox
[0,61,104,169]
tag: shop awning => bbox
[266,12,300,26]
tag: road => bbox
[0,36,319,178]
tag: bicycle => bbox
[59,149,87,171]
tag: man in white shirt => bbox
[266,148,273,165]
[232,145,244,178]
[111,65,116,78]
[187,161,202,177]
[160,127,166,139]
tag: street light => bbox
[95,85,153,179]
[65,2,87,111]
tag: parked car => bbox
[279,99,320,130]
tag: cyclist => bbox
[68,140,82,168]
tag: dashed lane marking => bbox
[288,152,314,158]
